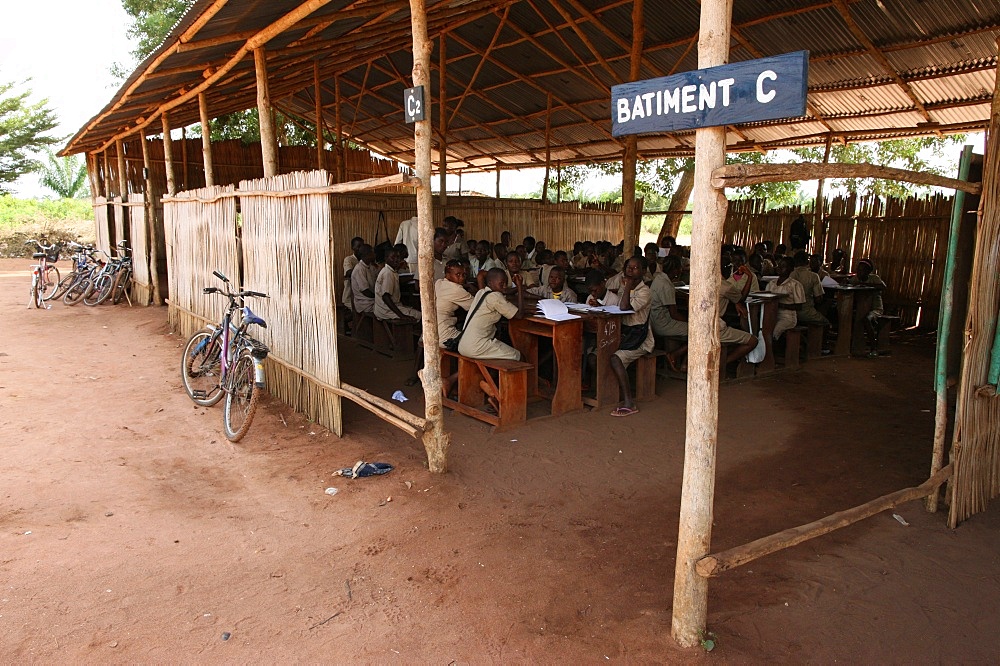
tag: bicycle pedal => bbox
[191,390,208,399]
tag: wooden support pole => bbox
[313,61,324,170]
[102,148,110,197]
[254,47,279,178]
[86,153,98,202]
[496,166,501,199]
[671,0,732,649]
[198,93,216,187]
[335,73,345,183]
[141,134,163,306]
[698,465,953,577]
[814,134,832,252]
[161,113,176,196]
[542,93,552,203]
[181,127,189,191]
[409,0,450,474]
[557,162,562,204]
[116,139,127,199]
[713,162,982,195]
[439,32,448,212]
[621,0,643,251]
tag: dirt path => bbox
[1,258,998,662]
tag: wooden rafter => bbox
[547,0,619,81]
[448,6,511,125]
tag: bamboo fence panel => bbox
[823,194,859,266]
[128,193,152,305]
[93,198,112,255]
[240,170,343,435]
[113,200,127,247]
[163,184,239,337]
[723,199,811,252]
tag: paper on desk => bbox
[536,298,581,321]
[593,305,635,315]
[821,275,840,287]
[565,302,593,311]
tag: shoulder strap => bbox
[453,290,490,345]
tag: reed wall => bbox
[128,193,152,305]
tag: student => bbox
[470,240,498,279]
[809,253,830,280]
[574,241,595,270]
[436,261,474,395]
[528,265,578,303]
[718,261,760,366]
[790,251,829,326]
[522,236,538,268]
[342,237,364,334]
[650,255,688,338]
[765,256,806,340]
[727,247,760,293]
[375,249,420,321]
[350,244,378,315]
[553,250,571,274]
[535,249,556,286]
[482,250,539,290]
[433,228,449,281]
[609,257,654,417]
[585,268,620,307]
[500,230,512,249]
[459,267,524,362]
[789,214,810,252]
[828,248,848,275]
[392,243,411,274]
[643,242,662,283]
[848,258,887,356]
[394,216,418,271]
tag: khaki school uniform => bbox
[374,264,420,320]
[649,272,687,338]
[351,260,378,314]
[613,282,655,368]
[457,289,521,360]
[527,284,578,303]
[765,277,806,339]
[849,273,886,321]
[342,254,359,306]
[717,278,754,345]
[435,278,473,346]
[433,257,445,281]
[605,271,625,293]
[791,266,830,326]
[469,256,498,277]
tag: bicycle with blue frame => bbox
[180,270,271,442]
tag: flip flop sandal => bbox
[334,461,394,479]
[610,406,639,417]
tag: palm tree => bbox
[39,150,88,199]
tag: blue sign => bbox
[611,51,809,137]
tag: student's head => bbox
[857,258,874,279]
[624,256,646,279]
[467,239,477,252]
[763,239,774,252]
[775,243,787,256]
[443,216,458,234]
[350,236,364,253]
[535,240,546,254]
[663,255,683,279]
[777,256,794,278]
[393,243,409,262]
[809,253,822,272]
[748,253,764,274]
[548,265,567,292]
[445,259,466,284]
[475,240,491,260]
[644,242,659,262]
[385,249,402,270]
[485,267,507,292]
[523,236,536,252]
[731,247,748,267]
[792,250,809,267]
[831,248,846,269]
[554,251,569,270]
[660,235,676,249]
[573,241,583,254]
[515,244,527,260]
[585,269,608,299]
[505,250,522,273]
[494,242,507,259]
[358,243,374,264]
[537,249,554,265]
[500,230,511,246]
[433,228,449,256]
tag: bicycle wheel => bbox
[181,329,224,407]
[41,265,60,301]
[52,272,77,300]
[85,274,112,306]
[64,276,91,306]
[223,352,261,442]
[111,268,132,305]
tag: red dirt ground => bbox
[1,257,998,662]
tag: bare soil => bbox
[1,257,998,662]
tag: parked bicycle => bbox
[84,241,130,307]
[52,241,97,301]
[180,270,270,442]
[63,246,110,306]
[25,239,62,309]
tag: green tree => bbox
[112,0,194,78]
[0,79,60,195]
[39,150,89,199]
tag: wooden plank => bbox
[713,163,982,195]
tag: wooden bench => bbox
[804,322,827,359]
[440,349,532,432]
[373,317,418,359]
[877,314,900,355]
[351,306,376,349]
[635,349,667,401]
[782,326,808,369]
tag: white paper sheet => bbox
[821,275,840,287]
[536,298,581,321]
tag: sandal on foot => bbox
[611,406,639,417]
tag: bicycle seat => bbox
[243,306,268,328]
[32,253,46,259]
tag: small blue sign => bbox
[611,51,809,137]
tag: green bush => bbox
[0,196,95,257]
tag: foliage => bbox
[38,150,89,199]
[112,0,194,78]
[188,108,318,146]
[0,79,61,195]
[0,195,95,257]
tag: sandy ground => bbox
[1,257,998,663]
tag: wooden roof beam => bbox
[546,0,619,81]
[449,6,511,125]
[508,2,606,90]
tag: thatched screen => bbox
[239,171,343,436]
[127,193,151,306]
[113,200,127,248]
[724,193,954,328]
[163,184,239,336]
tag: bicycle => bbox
[25,239,62,309]
[64,248,107,306]
[180,270,270,442]
[85,242,130,306]
[52,242,96,301]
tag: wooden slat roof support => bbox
[448,6,511,126]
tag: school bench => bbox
[374,317,418,360]
[877,314,900,355]
[440,349,532,432]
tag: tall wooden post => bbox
[335,73,344,182]
[814,133,833,253]
[542,93,552,203]
[671,0,732,648]
[161,113,176,196]
[181,127,189,190]
[313,61,325,170]
[141,134,163,306]
[438,32,448,211]
[410,0,450,473]
[557,162,562,203]
[86,153,99,201]
[198,93,216,187]
[102,148,111,197]
[254,47,279,178]
[621,0,644,251]
[496,167,501,199]
[116,139,128,199]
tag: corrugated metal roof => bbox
[62,0,999,168]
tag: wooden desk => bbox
[826,285,875,357]
[581,312,625,408]
[508,316,584,416]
